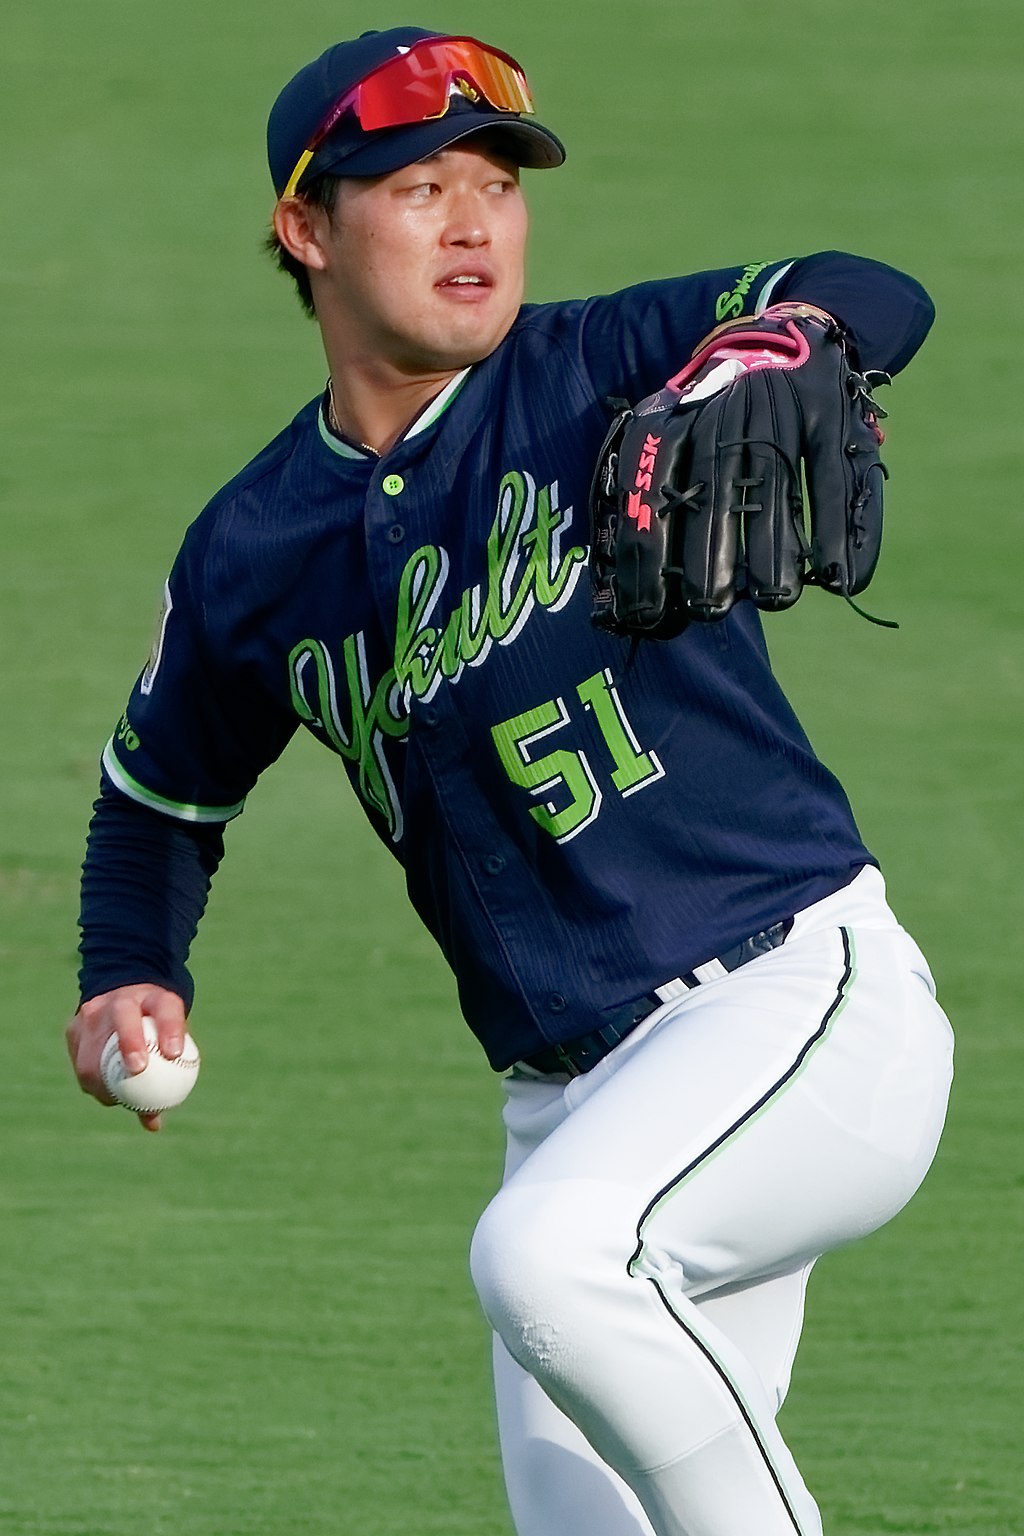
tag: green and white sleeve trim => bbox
[755,262,795,313]
[102,740,245,824]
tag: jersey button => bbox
[482,854,505,876]
[382,473,405,496]
[386,524,405,544]
[547,993,567,1014]
[419,706,439,727]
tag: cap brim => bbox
[307,111,565,182]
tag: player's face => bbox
[315,140,528,373]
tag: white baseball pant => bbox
[470,867,953,1536]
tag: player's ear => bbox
[273,197,331,273]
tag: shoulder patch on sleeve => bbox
[141,580,173,697]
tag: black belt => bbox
[521,917,794,1078]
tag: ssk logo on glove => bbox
[626,433,661,531]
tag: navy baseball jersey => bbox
[81,252,935,1069]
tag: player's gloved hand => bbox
[65,983,187,1133]
[590,302,891,639]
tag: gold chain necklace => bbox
[327,380,378,457]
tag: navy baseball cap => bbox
[267,27,565,196]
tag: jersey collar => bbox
[317,367,472,460]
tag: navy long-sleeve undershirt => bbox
[78,779,223,1009]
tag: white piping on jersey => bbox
[317,366,472,459]
[404,367,472,436]
[754,261,795,313]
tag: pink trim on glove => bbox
[665,319,812,399]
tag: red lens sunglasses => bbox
[281,35,535,198]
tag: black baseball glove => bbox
[590,304,892,639]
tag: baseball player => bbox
[66,27,954,1536]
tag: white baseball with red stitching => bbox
[100,1017,201,1113]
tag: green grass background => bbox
[2,0,1021,1531]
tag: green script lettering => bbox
[289,472,588,837]
[714,261,769,323]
